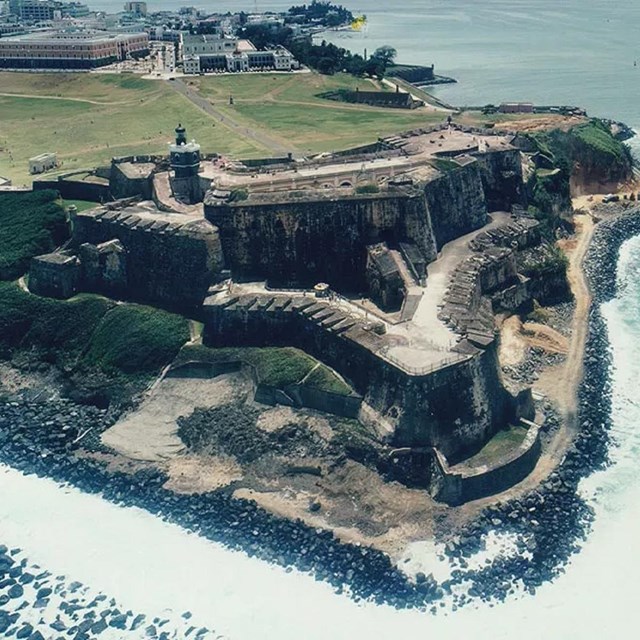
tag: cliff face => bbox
[422,162,488,247]
[473,148,527,211]
[523,119,635,196]
[205,190,438,291]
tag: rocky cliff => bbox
[473,148,527,211]
[520,119,634,196]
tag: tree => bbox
[372,45,397,66]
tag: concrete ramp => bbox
[101,372,251,461]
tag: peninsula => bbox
[0,17,636,610]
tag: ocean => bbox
[3,2,640,638]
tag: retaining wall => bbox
[431,421,541,505]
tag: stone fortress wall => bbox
[203,292,514,465]
[204,188,438,291]
[26,122,556,502]
[30,200,224,311]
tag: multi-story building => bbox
[181,32,235,56]
[8,1,89,21]
[181,33,298,75]
[123,1,147,17]
[0,29,149,69]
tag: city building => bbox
[181,33,298,74]
[123,1,146,17]
[7,0,89,21]
[0,29,149,69]
[181,32,235,56]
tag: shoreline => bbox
[0,203,637,609]
[2,204,640,610]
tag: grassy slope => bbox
[0,282,190,381]
[196,72,443,154]
[179,343,352,395]
[84,304,190,374]
[0,190,68,279]
[0,73,266,185]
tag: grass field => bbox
[194,72,444,154]
[0,72,449,183]
[0,73,267,185]
[0,71,562,185]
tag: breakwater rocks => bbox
[0,400,442,611]
[0,544,207,639]
[585,208,640,303]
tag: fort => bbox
[27,121,569,504]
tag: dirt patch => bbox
[521,322,569,354]
[0,362,63,400]
[101,371,252,461]
[493,115,586,133]
[163,454,243,494]
[498,316,527,367]
[234,459,442,556]
[256,405,333,439]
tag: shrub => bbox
[0,190,69,280]
[83,304,190,374]
[355,183,380,194]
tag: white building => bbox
[29,152,57,174]
[181,32,298,75]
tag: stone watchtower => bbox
[169,123,202,204]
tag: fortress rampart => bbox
[69,201,224,310]
[205,188,438,290]
[203,292,513,463]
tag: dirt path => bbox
[0,91,138,106]
[551,213,594,425]
[516,213,595,485]
[168,78,295,157]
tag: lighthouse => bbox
[169,123,202,203]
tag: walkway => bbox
[384,211,511,370]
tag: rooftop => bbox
[2,29,147,44]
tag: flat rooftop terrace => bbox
[201,127,515,194]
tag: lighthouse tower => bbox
[169,123,202,203]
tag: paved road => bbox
[168,78,299,158]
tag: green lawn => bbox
[0,73,267,185]
[195,72,444,154]
[61,198,100,212]
[0,71,569,185]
